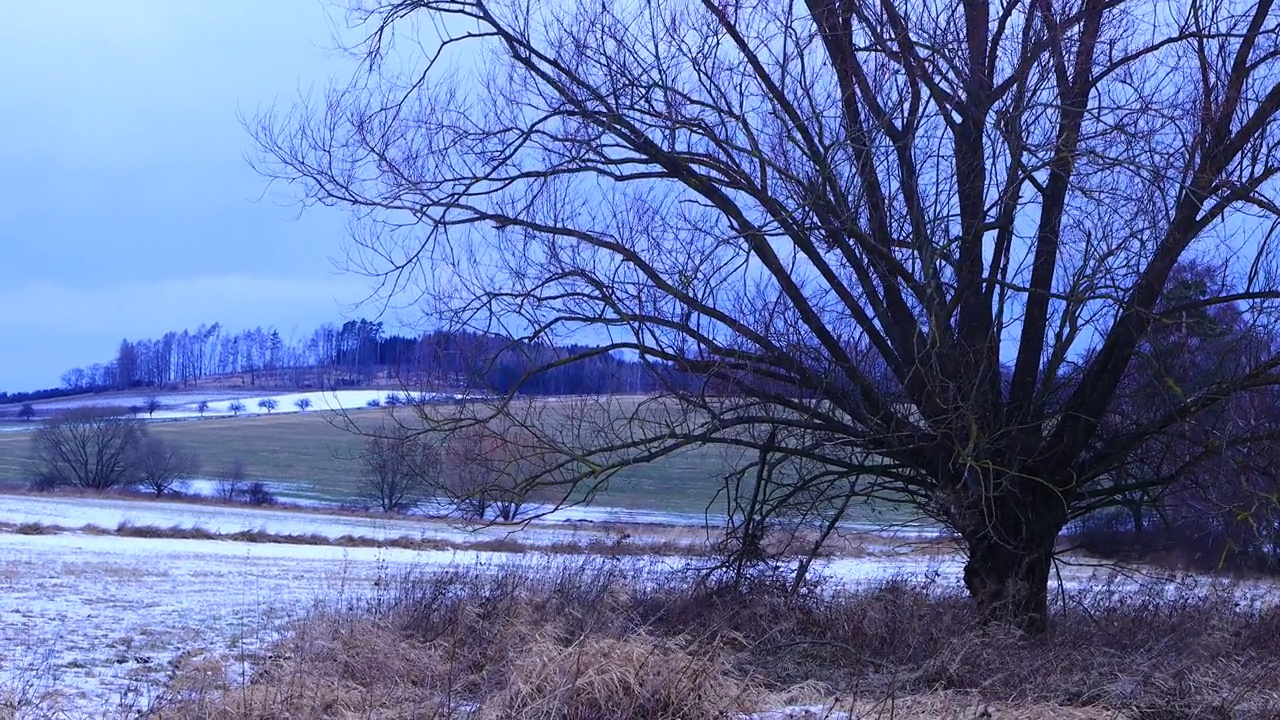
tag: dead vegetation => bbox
[151,558,1280,719]
[0,519,709,559]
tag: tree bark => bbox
[958,482,1066,634]
[963,531,1056,633]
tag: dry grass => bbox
[483,634,749,720]
[11,521,58,535]
[150,558,1280,720]
[1,518,707,560]
[837,692,1133,719]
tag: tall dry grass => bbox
[152,558,1280,719]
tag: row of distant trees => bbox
[30,407,273,503]
[46,323,661,398]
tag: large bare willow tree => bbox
[255,0,1280,631]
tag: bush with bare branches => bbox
[441,424,554,522]
[134,435,200,497]
[213,458,249,502]
[359,425,441,512]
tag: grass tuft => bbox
[13,521,59,535]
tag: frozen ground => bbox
[0,493,952,716]
[1,493,1272,718]
[0,529,961,717]
[0,494,612,547]
[0,531,529,716]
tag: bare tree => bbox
[214,458,249,502]
[227,400,246,416]
[359,424,440,512]
[142,395,162,418]
[258,398,279,414]
[16,404,35,423]
[134,436,200,497]
[441,424,552,522]
[32,407,144,491]
[255,0,1280,631]
[196,400,211,417]
[294,397,313,412]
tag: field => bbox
[3,394,1279,717]
[0,393,917,526]
[0,492,961,716]
[0,410,741,512]
[2,492,1275,718]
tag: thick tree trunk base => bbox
[963,534,1055,634]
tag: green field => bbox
[0,406,919,525]
[0,409,751,515]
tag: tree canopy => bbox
[255,0,1280,632]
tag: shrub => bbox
[134,436,199,497]
[359,425,439,513]
[1064,506,1280,575]
[243,481,277,506]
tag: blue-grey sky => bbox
[0,1,371,392]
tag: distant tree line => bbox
[44,320,667,397]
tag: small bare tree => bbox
[134,436,200,497]
[214,458,249,502]
[359,425,440,512]
[196,400,210,417]
[294,397,313,412]
[442,425,552,522]
[16,404,35,422]
[33,407,144,491]
[227,401,246,416]
[142,395,162,418]
[258,398,278,414]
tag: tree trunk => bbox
[963,531,1056,633]
[958,482,1066,634]
[1128,501,1145,537]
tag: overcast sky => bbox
[0,1,374,392]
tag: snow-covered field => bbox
[27,389,466,421]
[0,531,526,716]
[1,492,1273,717]
[0,493,950,716]
[0,494,668,547]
